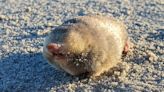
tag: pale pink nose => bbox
[47,43,61,54]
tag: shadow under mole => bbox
[0,52,78,91]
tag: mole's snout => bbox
[47,43,62,55]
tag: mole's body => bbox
[43,15,130,77]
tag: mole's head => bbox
[43,24,94,75]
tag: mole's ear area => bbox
[47,43,62,54]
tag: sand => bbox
[0,0,163,91]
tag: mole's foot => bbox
[123,39,133,54]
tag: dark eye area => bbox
[50,26,68,42]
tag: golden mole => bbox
[43,15,130,77]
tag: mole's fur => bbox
[43,15,129,77]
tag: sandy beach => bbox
[0,0,163,91]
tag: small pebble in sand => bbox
[68,84,76,91]
[146,51,158,62]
